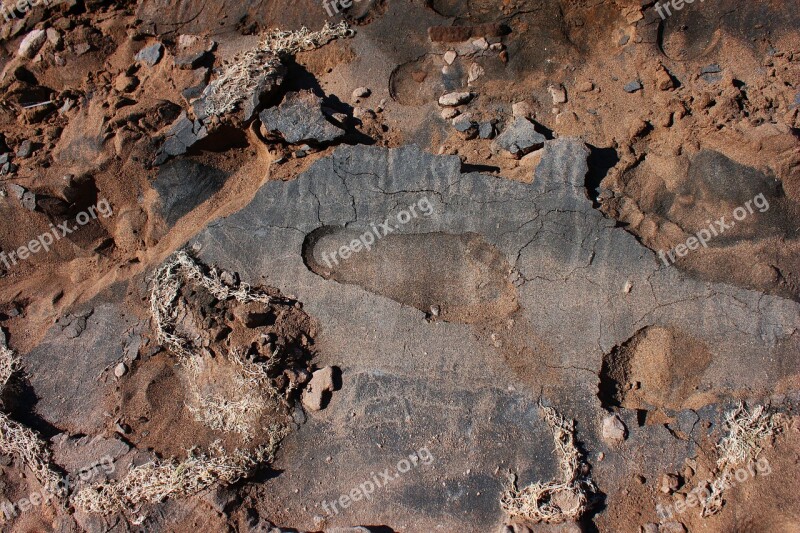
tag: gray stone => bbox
[700,63,722,74]
[624,80,643,93]
[492,118,546,156]
[478,122,494,139]
[135,42,163,66]
[26,304,122,434]
[21,191,36,211]
[51,433,130,476]
[8,183,25,199]
[259,90,345,145]
[160,112,208,160]
[452,114,476,133]
[15,140,33,158]
[25,137,800,531]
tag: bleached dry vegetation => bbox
[700,402,778,517]
[0,334,63,495]
[72,252,293,516]
[501,404,596,524]
[149,251,284,440]
[73,437,283,515]
[201,22,353,117]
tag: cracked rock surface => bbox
[182,140,799,530]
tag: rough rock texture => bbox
[492,118,546,156]
[184,141,799,530]
[152,159,229,226]
[259,90,345,145]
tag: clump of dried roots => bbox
[501,404,595,523]
[73,435,284,515]
[0,334,63,495]
[700,402,778,517]
[201,22,353,117]
[149,251,286,440]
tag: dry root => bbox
[185,350,280,439]
[150,251,285,440]
[201,22,353,117]
[0,333,63,495]
[73,435,284,515]
[700,402,777,517]
[501,404,595,523]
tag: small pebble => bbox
[114,362,128,378]
[352,87,371,99]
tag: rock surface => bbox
[259,90,345,144]
[493,118,546,156]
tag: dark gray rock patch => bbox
[259,90,345,145]
[152,159,228,226]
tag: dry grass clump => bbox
[73,436,284,515]
[150,251,285,440]
[0,334,63,495]
[73,252,293,516]
[185,349,280,438]
[501,404,595,523]
[700,402,777,517]
[202,22,353,117]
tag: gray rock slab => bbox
[22,141,799,531]
[188,140,799,530]
[25,300,143,435]
[259,90,345,145]
[160,112,208,159]
[135,43,163,67]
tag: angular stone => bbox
[602,413,627,443]
[18,29,46,58]
[259,90,345,145]
[302,366,336,411]
[152,159,228,226]
[452,114,475,133]
[160,112,208,159]
[492,118,546,156]
[135,42,163,66]
[439,92,473,106]
[624,80,643,93]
